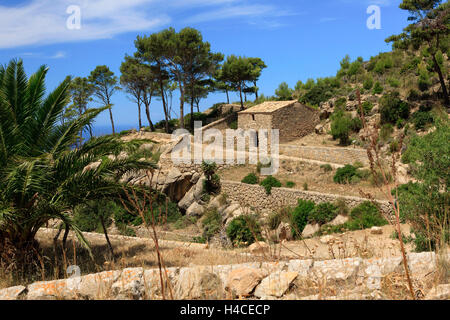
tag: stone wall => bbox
[280,145,369,165]
[221,180,392,215]
[238,113,272,132]
[201,113,238,134]
[1,252,445,300]
[272,103,320,143]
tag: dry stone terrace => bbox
[1,251,447,300]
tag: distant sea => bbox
[92,124,138,137]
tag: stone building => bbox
[238,101,319,143]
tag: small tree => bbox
[275,82,294,100]
[89,66,120,135]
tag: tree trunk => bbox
[432,54,449,107]
[190,96,195,131]
[239,84,244,110]
[107,98,116,135]
[254,81,259,101]
[159,74,169,133]
[226,89,230,104]
[137,99,142,130]
[179,81,185,129]
[100,216,115,257]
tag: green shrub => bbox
[363,76,374,90]
[286,181,296,188]
[362,101,374,116]
[256,160,272,174]
[388,77,401,88]
[412,110,433,130]
[373,81,383,94]
[117,222,136,237]
[334,199,349,216]
[333,165,358,184]
[330,111,352,145]
[132,200,182,226]
[380,91,410,125]
[260,176,282,195]
[289,200,315,238]
[380,123,393,142]
[348,202,387,230]
[320,164,333,172]
[226,215,262,246]
[303,182,308,191]
[241,173,259,185]
[308,202,338,225]
[73,201,113,233]
[202,161,221,194]
[229,121,238,130]
[350,117,362,132]
[202,209,222,241]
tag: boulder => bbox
[165,167,182,185]
[302,224,320,238]
[186,202,205,218]
[225,268,267,297]
[370,226,383,235]
[174,267,223,300]
[315,124,325,135]
[254,271,298,298]
[178,187,195,211]
[0,286,26,300]
[276,222,293,241]
[248,242,270,255]
[326,215,349,227]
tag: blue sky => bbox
[0,0,410,131]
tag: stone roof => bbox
[239,101,296,114]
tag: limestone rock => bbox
[326,215,349,227]
[174,267,223,300]
[254,271,298,298]
[311,258,362,282]
[425,284,450,300]
[165,167,182,185]
[78,270,121,299]
[186,202,205,218]
[287,260,313,277]
[225,268,267,297]
[320,235,336,244]
[0,286,26,300]
[276,222,293,241]
[111,268,145,300]
[178,187,195,211]
[248,242,270,255]
[370,226,383,235]
[407,252,436,276]
[302,224,320,238]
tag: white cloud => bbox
[184,4,297,24]
[0,0,170,49]
[0,0,295,49]
[50,51,66,59]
